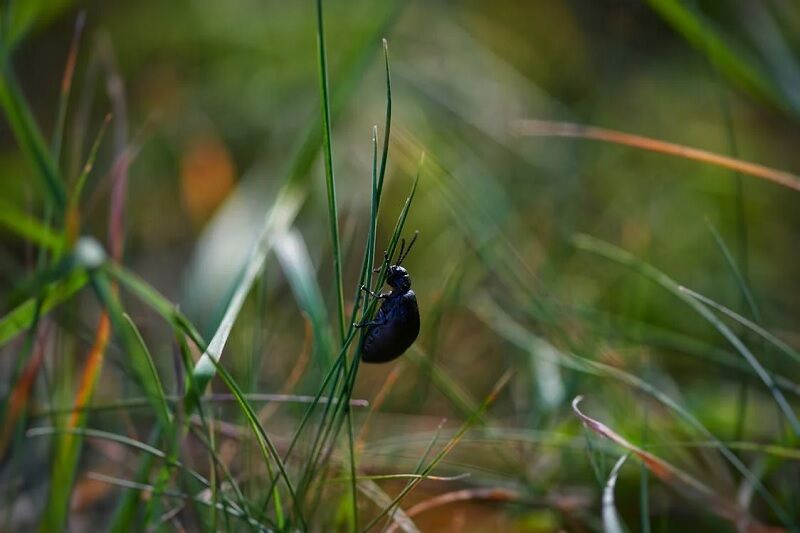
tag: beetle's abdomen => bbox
[361,291,420,363]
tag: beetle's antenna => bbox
[395,238,406,266]
[397,230,419,266]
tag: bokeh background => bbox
[2,0,800,531]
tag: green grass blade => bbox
[0,200,62,250]
[200,353,300,530]
[274,228,334,367]
[315,0,346,343]
[0,58,66,213]
[50,12,85,164]
[0,269,87,347]
[105,262,206,351]
[706,222,760,321]
[572,233,800,437]
[645,0,784,112]
[678,286,800,367]
[89,272,172,432]
[376,38,392,208]
[474,295,790,526]
[186,187,303,405]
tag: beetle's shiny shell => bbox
[361,290,420,363]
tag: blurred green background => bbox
[2,0,800,531]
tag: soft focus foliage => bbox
[2,1,800,531]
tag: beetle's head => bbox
[386,265,411,292]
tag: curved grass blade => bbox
[104,262,205,351]
[603,454,629,533]
[513,119,800,192]
[572,233,800,436]
[573,397,760,529]
[89,271,172,432]
[474,295,791,527]
[678,286,800,367]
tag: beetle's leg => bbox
[353,315,388,328]
[360,285,388,300]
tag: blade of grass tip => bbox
[363,152,423,316]
[572,397,759,528]
[316,0,346,343]
[0,56,66,213]
[349,38,392,329]
[64,113,113,249]
[362,370,512,532]
[603,454,630,533]
[51,12,85,164]
[512,119,800,192]
[705,221,760,321]
[572,233,800,437]
[385,152,423,262]
[376,38,392,207]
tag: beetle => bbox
[355,232,420,363]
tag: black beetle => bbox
[355,232,420,363]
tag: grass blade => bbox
[315,0,346,343]
[572,233,800,436]
[573,396,759,528]
[603,454,629,533]
[513,119,800,192]
[0,269,87,347]
[0,200,62,250]
[0,57,66,213]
